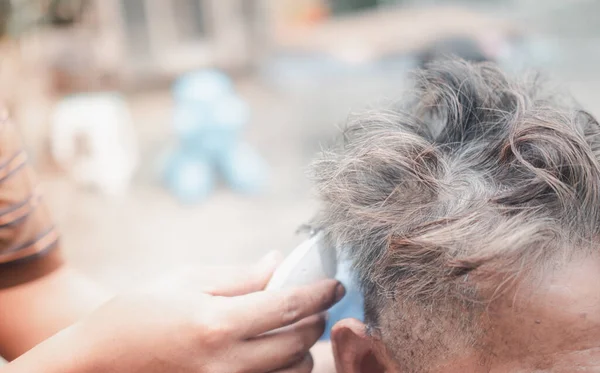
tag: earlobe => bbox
[331,318,387,373]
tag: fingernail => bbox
[334,282,346,303]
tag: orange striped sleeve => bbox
[0,108,63,288]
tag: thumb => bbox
[205,251,281,296]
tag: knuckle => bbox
[289,335,310,360]
[192,312,233,346]
[290,346,308,364]
[281,293,302,324]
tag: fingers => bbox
[224,279,344,338]
[205,251,281,296]
[271,354,314,373]
[241,314,325,372]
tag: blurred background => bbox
[0,0,598,290]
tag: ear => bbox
[331,318,389,373]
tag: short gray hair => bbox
[312,59,600,372]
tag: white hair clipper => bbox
[266,230,338,290]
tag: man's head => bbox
[313,60,600,372]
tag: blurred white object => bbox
[51,93,138,195]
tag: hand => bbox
[43,253,345,373]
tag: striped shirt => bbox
[0,110,63,288]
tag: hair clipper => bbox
[266,230,337,290]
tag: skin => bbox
[332,255,600,373]
[0,252,345,373]
[312,341,337,373]
[0,266,111,359]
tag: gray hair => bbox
[311,59,600,372]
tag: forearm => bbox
[1,325,99,373]
[0,265,111,359]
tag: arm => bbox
[0,109,340,372]
[0,257,344,373]
[0,108,111,359]
[1,325,98,373]
[0,263,111,359]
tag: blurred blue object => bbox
[164,69,268,203]
[212,94,250,132]
[218,143,268,194]
[173,103,211,137]
[164,151,214,204]
[172,69,233,104]
[321,260,365,340]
